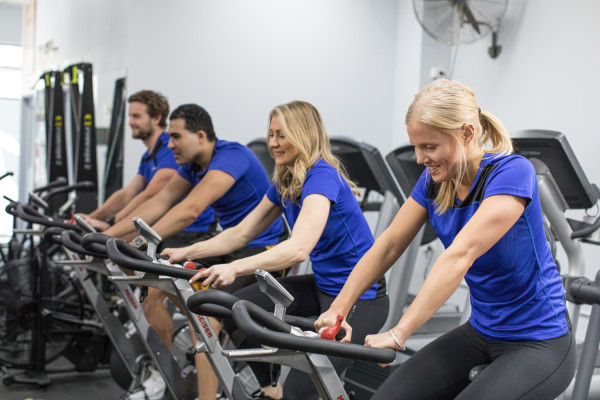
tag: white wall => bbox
[124,0,405,181]
[34,0,128,76]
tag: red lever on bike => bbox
[319,314,343,340]
[183,261,197,270]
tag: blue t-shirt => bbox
[266,159,380,299]
[177,139,282,247]
[411,153,569,341]
[137,131,214,232]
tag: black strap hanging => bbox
[46,70,69,214]
[103,77,126,200]
[64,63,99,213]
[41,72,52,146]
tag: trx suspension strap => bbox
[103,77,126,200]
[41,71,52,146]
[64,63,98,213]
[46,70,69,214]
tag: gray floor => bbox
[0,366,125,400]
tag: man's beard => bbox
[133,126,152,140]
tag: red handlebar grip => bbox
[319,314,343,341]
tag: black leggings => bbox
[372,322,576,400]
[222,274,389,400]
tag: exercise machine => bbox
[186,269,396,400]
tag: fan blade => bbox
[461,3,481,34]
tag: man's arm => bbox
[150,169,235,239]
[103,174,192,239]
[85,175,146,220]
[114,169,177,222]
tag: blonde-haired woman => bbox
[316,79,576,400]
[162,100,388,399]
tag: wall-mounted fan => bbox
[413,0,508,58]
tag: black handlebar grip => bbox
[232,300,396,364]
[105,238,197,280]
[61,230,106,258]
[81,232,113,257]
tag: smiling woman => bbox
[316,79,576,400]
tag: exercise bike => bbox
[186,269,396,400]
[0,182,110,387]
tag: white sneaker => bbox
[125,365,166,400]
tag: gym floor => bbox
[0,365,124,400]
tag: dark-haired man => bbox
[105,103,282,261]
[79,90,214,233]
[104,103,284,400]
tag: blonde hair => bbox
[406,79,513,214]
[268,101,355,203]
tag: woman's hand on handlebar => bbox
[161,246,189,263]
[314,309,353,343]
[364,330,402,367]
[365,325,406,359]
[189,263,236,289]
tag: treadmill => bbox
[247,138,274,180]
[511,129,600,400]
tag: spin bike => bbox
[0,184,108,387]
[102,218,264,399]
[186,270,396,400]
[104,228,395,400]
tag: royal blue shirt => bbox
[266,159,380,299]
[411,153,569,341]
[137,132,214,232]
[178,139,282,247]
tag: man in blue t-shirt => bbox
[79,90,181,229]
[80,90,215,238]
[104,104,284,396]
[105,103,282,250]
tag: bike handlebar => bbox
[32,176,67,193]
[231,299,396,364]
[80,232,112,257]
[187,289,317,332]
[43,226,66,244]
[571,214,600,239]
[567,272,600,305]
[44,181,95,201]
[6,202,77,230]
[61,230,106,258]
[105,238,197,280]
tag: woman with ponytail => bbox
[316,79,575,399]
